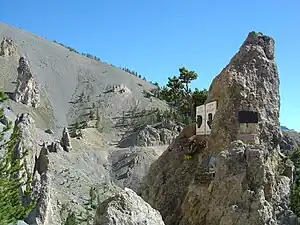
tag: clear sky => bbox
[1,0,300,130]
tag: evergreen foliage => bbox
[290,147,300,216]
[150,67,208,124]
[0,91,35,224]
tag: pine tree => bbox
[0,91,35,224]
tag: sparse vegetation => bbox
[53,40,150,82]
[290,147,300,216]
[150,67,208,124]
[53,38,207,125]
[53,40,101,62]
[60,185,104,225]
[0,91,36,224]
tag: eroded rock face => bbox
[0,37,17,56]
[138,124,201,225]
[13,57,40,108]
[118,120,182,148]
[280,130,300,153]
[60,127,72,152]
[181,141,293,225]
[47,141,63,153]
[11,113,51,225]
[139,32,293,225]
[93,188,165,225]
[110,148,161,192]
[206,31,281,154]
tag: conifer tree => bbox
[0,91,35,224]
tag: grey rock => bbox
[26,172,51,225]
[118,121,181,147]
[139,32,295,225]
[280,130,300,152]
[3,113,52,225]
[104,84,131,95]
[0,37,17,56]
[110,148,161,192]
[283,158,294,180]
[47,141,63,153]
[93,188,165,225]
[206,31,280,154]
[136,125,160,146]
[60,127,72,152]
[44,129,54,134]
[13,57,40,108]
[36,142,50,174]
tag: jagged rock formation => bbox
[139,32,295,225]
[13,57,40,108]
[93,188,165,225]
[280,130,300,153]
[11,113,52,225]
[0,37,17,56]
[206,31,281,154]
[47,141,63,153]
[138,124,202,225]
[60,127,72,152]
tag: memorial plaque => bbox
[196,105,206,135]
[238,111,260,144]
[205,101,217,135]
[238,111,258,123]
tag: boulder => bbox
[13,57,40,108]
[93,188,165,225]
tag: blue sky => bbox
[1,0,300,130]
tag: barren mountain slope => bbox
[0,21,168,141]
[0,21,171,224]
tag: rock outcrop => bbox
[139,32,294,225]
[104,84,131,95]
[47,141,63,153]
[0,37,17,56]
[60,127,72,152]
[118,120,182,147]
[13,57,40,108]
[110,148,162,192]
[280,130,300,153]
[93,188,165,225]
[10,113,52,225]
[206,31,281,155]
